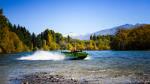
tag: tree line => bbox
[111,25,150,50]
[0,9,150,53]
[0,9,112,53]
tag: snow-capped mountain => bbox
[71,24,144,40]
[63,32,78,37]
[93,24,135,36]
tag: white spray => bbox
[17,50,65,61]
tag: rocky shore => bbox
[11,72,88,84]
[10,71,150,84]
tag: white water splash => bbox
[84,55,91,60]
[17,50,65,61]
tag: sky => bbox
[0,0,150,35]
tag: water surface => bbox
[0,50,150,84]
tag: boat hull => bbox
[62,52,88,60]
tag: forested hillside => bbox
[111,25,150,50]
[0,9,28,53]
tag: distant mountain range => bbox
[70,24,144,40]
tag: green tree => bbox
[111,25,150,50]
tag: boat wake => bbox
[17,50,65,61]
[84,55,91,60]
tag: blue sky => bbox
[0,0,150,35]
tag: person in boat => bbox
[71,49,82,52]
[70,47,82,52]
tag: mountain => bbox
[72,24,144,40]
[63,32,78,37]
[63,32,91,40]
[71,33,91,40]
[93,24,143,36]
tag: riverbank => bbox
[11,72,88,84]
[10,71,150,84]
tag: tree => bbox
[67,43,73,50]
[90,35,93,40]
[31,33,37,50]
[93,34,97,41]
[0,9,3,15]
[111,25,150,50]
[0,27,28,53]
[42,40,49,50]
[67,35,71,42]
[36,34,43,49]
[76,41,85,50]
[0,11,8,28]
[55,33,63,44]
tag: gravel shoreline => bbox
[11,72,88,84]
[10,72,150,84]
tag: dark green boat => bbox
[62,51,88,60]
[62,41,88,60]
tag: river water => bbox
[0,50,150,84]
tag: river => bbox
[0,50,150,84]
